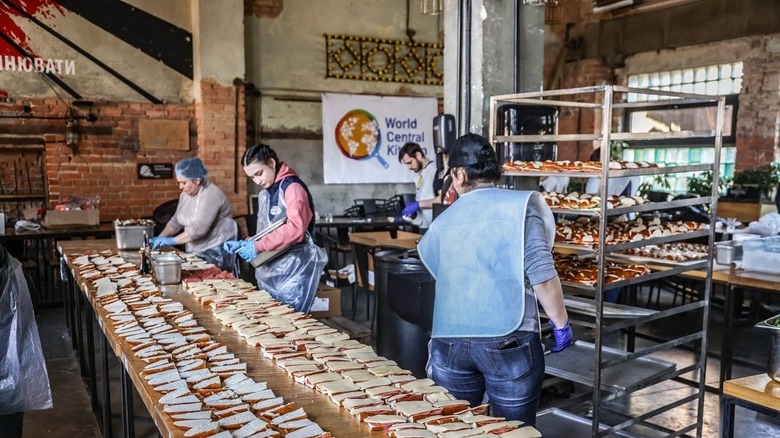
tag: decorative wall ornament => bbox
[324,34,443,86]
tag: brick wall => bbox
[196,79,248,216]
[734,51,780,171]
[41,101,195,220]
[1,92,248,221]
[556,58,613,161]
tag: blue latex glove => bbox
[402,201,420,217]
[223,240,245,254]
[236,241,259,262]
[550,319,573,353]
[150,236,176,250]
[392,216,406,224]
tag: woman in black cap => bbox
[417,133,571,425]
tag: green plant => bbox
[731,163,780,198]
[610,140,630,160]
[638,174,671,197]
[686,170,731,197]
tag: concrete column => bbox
[191,0,248,215]
[443,0,545,137]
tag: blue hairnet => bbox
[175,157,208,180]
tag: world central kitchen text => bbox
[384,117,428,156]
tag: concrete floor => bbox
[23,280,780,437]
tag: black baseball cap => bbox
[447,133,497,168]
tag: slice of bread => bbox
[217,411,258,430]
[231,418,269,438]
[284,423,326,438]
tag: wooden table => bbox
[721,374,780,437]
[58,239,384,438]
[652,263,780,390]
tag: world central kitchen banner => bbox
[322,93,438,184]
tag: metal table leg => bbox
[85,304,98,413]
[720,394,735,438]
[102,336,113,438]
[73,278,86,374]
[66,269,77,348]
[720,284,736,391]
[120,367,134,438]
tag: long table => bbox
[677,264,780,388]
[59,239,384,438]
[2,222,115,242]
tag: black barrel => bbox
[496,104,558,163]
[374,249,435,378]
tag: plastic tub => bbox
[151,253,181,284]
[714,241,741,265]
[115,224,155,250]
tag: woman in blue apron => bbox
[223,144,327,313]
[150,158,238,271]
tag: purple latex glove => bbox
[402,201,420,217]
[550,319,573,353]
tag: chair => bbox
[320,227,353,272]
[152,199,179,236]
[646,191,672,203]
[353,199,388,218]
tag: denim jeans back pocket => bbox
[485,340,533,380]
[430,338,454,369]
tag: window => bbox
[625,62,742,194]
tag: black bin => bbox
[374,249,435,378]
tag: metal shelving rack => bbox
[489,85,724,438]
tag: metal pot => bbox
[115,224,155,249]
[151,253,181,285]
[754,315,780,382]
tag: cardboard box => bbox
[310,284,342,318]
[44,209,100,227]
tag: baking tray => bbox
[608,252,707,267]
[545,341,676,392]
[536,407,637,437]
[563,296,657,319]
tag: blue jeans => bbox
[427,330,544,425]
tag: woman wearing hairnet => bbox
[223,144,327,313]
[0,244,53,437]
[150,157,238,271]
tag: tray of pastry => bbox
[608,242,710,267]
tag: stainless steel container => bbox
[715,241,742,265]
[755,315,780,382]
[151,253,181,285]
[115,224,155,249]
